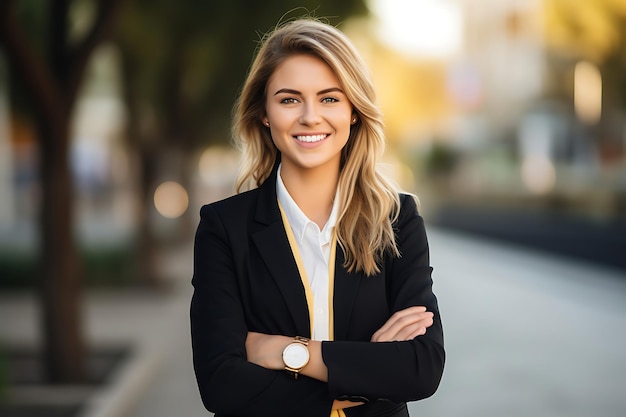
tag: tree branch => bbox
[0,0,67,134]
[66,0,125,103]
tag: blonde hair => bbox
[233,18,402,275]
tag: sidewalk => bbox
[2,228,625,417]
[410,228,626,417]
[0,242,207,417]
[80,242,209,417]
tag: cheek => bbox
[338,108,354,127]
[266,108,295,129]
[268,131,287,152]
[339,112,354,133]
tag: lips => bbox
[294,134,329,143]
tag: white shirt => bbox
[276,165,339,341]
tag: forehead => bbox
[267,54,341,90]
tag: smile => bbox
[294,134,328,143]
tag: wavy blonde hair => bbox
[233,18,402,275]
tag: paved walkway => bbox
[1,227,625,417]
[411,229,626,417]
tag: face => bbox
[264,54,354,177]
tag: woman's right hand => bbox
[371,306,434,342]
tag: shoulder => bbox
[198,188,261,231]
[393,192,427,244]
[201,188,257,214]
[396,192,421,222]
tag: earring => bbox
[264,121,270,127]
[351,117,357,124]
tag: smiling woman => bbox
[190,18,444,417]
[263,54,354,185]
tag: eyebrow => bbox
[273,87,344,96]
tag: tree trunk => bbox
[137,145,161,287]
[37,116,86,382]
[0,0,124,383]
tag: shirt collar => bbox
[276,164,339,245]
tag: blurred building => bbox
[458,0,623,196]
[360,0,625,269]
[434,0,626,269]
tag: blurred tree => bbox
[113,0,368,286]
[0,0,123,383]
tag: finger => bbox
[408,327,427,339]
[372,307,427,339]
[372,312,429,342]
[395,318,432,340]
[373,311,433,341]
[383,320,429,342]
[396,313,434,340]
[388,322,423,342]
[396,323,426,341]
[373,313,434,342]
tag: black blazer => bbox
[191,168,445,417]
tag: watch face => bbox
[283,343,310,369]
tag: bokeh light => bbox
[153,181,189,219]
[198,146,239,186]
[574,60,602,125]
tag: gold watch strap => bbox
[294,336,310,345]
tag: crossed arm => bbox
[193,195,444,415]
[245,306,434,410]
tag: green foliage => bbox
[424,142,458,175]
[114,0,368,148]
[15,0,47,52]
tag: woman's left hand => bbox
[370,306,434,342]
[245,332,291,370]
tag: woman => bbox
[191,18,444,417]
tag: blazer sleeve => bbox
[322,195,445,403]
[190,204,334,417]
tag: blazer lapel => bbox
[332,247,361,340]
[250,162,364,340]
[251,167,311,337]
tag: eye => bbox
[280,97,299,104]
[321,97,339,103]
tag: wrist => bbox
[282,336,310,378]
[270,335,293,370]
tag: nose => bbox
[299,102,322,126]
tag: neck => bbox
[280,164,339,229]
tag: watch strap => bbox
[293,336,310,346]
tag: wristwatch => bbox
[282,336,310,379]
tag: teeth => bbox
[295,134,327,143]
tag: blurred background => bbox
[0,0,625,416]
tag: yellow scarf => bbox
[278,202,346,417]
